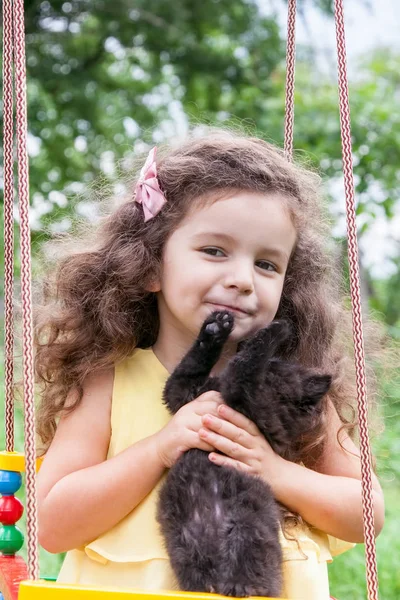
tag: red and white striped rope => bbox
[3,0,16,453]
[283,0,379,597]
[284,0,297,160]
[3,0,39,580]
[333,0,378,598]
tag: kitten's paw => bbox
[198,311,234,349]
[216,581,261,598]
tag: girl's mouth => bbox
[206,302,250,316]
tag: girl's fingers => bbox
[199,441,216,452]
[193,399,224,418]
[217,404,260,437]
[189,430,215,452]
[208,452,251,473]
[199,427,248,460]
[195,391,224,406]
[201,414,253,449]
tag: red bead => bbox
[0,495,24,525]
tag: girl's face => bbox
[153,191,297,353]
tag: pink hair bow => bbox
[134,147,167,221]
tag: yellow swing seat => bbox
[18,582,281,600]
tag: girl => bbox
[34,129,384,600]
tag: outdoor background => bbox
[1,0,399,598]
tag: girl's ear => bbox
[146,279,161,293]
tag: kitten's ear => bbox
[301,374,332,408]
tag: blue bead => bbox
[0,592,4,600]
[0,471,22,495]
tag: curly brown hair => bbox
[34,127,367,461]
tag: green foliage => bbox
[263,50,400,224]
[369,260,400,334]
[15,0,283,210]
[3,2,398,233]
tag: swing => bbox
[0,1,379,599]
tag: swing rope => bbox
[283,0,297,160]
[2,0,378,596]
[3,0,16,454]
[283,2,378,598]
[2,0,39,581]
[333,1,378,597]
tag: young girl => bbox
[34,129,384,600]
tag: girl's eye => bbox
[202,249,277,272]
[201,247,226,257]
[256,260,277,272]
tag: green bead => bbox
[0,525,24,555]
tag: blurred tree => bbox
[6,0,285,236]
[258,49,400,317]
[1,0,336,240]
[1,1,399,325]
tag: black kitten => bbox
[157,311,331,597]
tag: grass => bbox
[1,339,399,597]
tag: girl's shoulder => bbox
[64,367,115,411]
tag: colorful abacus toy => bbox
[0,470,24,555]
[0,456,29,600]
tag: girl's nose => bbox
[223,262,254,294]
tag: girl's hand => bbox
[199,404,285,488]
[154,391,224,468]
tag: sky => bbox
[272,0,400,62]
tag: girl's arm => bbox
[271,399,385,543]
[37,371,224,554]
[37,368,165,553]
[200,401,385,543]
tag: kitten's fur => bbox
[157,311,331,597]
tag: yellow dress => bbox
[57,347,354,599]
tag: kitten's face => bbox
[261,360,331,455]
[150,191,297,352]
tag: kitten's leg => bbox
[163,311,234,414]
[158,451,282,598]
[215,473,283,598]
[157,450,224,593]
[220,320,291,414]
